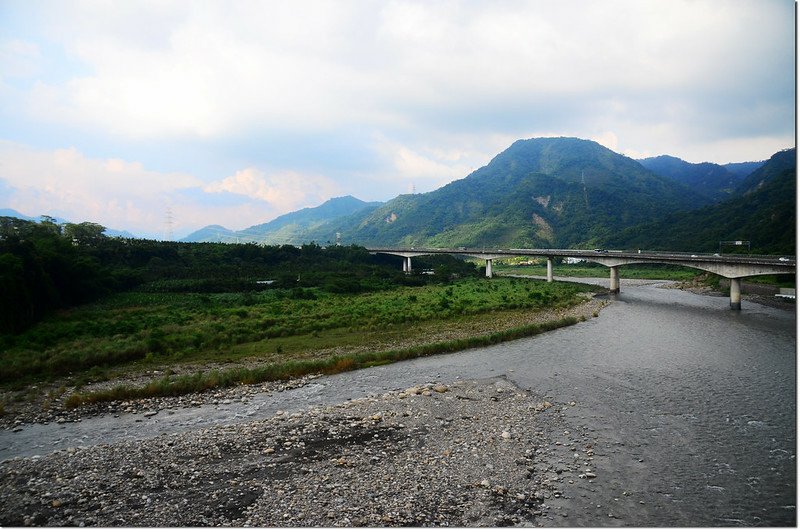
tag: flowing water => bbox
[1,280,795,525]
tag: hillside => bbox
[723,161,765,179]
[638,155,756,202]
[609,148,795,254]
[182,196,382,244]
[307,137,710,249]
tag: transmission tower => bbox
[163,207,174,241]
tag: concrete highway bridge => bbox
[367,247,796,310]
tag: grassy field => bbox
[0,277,597,398]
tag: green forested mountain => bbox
[638,155,757,202]
[609,148,795,254]
[307,137,710,248]
[182,195,382,244]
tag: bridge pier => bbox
[730,278,741,310]
[609,266,620,293]
[486,259,493,278]
[546,257,554,282]
[402,256,412,273]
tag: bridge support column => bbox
[486,259,493,278]
[730,278,742,310]
[402,256,412,273]
[609,266,620,293]
[546,257,554,282]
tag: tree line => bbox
[0,217,478,334]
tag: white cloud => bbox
[0,141,202,234]
[0,142,345,237]
[16,0,791,145]
[0,39,42,79]
[204,167,341,212]
[0,0,793,231]
[372,135,484,192]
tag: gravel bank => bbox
[0,378,600,527]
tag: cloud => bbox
[372,135,488,193]
[0,0,793,235]
[204,167,341,212]
[0,39,42,79]
[0,142,344,237]
[12,0,791,145]
[0,141,201,234]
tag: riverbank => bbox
[668,275,796,311]
[1,296,607,428]
[1,279,794,526]
[0,377,600,527]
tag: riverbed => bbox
[1,278,795,526]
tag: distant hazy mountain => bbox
[306,137,710,249]
[723,161,765,179]
[182,195,382,244]
[0,208,136,238]
[1,208,60,223]
[611,148,795,254]
[638,155,762,202]
[180,224,240,243]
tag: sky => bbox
[0,0,795,239]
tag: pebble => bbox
[0,378,599,527]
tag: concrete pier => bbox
[609,266,620,293]
[546,258,554,282]
[485,259,493,278]
[402,256,412,273]
[730,278,742,310]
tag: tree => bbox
[64,222,107,247]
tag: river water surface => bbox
[1,279,795,526]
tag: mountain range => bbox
[5,137,791,254]
[609,147,795,254]
[184,136,794,253]
[182,195,382,244]
[637,155,762,202]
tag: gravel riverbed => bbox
[0,378,600,527]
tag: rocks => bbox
[0,378,579,527]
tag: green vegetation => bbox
[0,216,480,334]
[1,277,589,386]
[609,149,796,254]
[64,315,580,408]
[0,216,594,395]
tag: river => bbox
[1,279,795,525]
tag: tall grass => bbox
[2,277,591,385]
[64,316,580,408]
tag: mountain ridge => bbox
[610,148,795,253]
[305,137,713,249]
[638,155,763,202]
[181,195,383,244]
